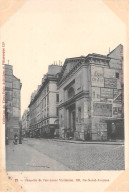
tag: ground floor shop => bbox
[58,98,124,141]
[29,124,59,138]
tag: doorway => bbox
[70,110,76,131]
[68,103,76,132]
[107,120,124,140]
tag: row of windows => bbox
[31,94,59,110]
[30,94,59,118]
[31,119,49,130]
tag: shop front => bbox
[106,119,124,140]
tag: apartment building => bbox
[28,65,62,138]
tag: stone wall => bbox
[5,65,21,139]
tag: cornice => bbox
[58,90,89,108]
[58,54,110,87]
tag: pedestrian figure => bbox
[13,134,18,145]
[101,131,104,141]
[111,123,116,140]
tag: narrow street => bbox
[6,138,125,171]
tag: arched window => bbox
[68,87,75,99]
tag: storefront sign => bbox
[92,87,100,101]
[113,107,121,116]
[104,78,117,88]
[91,66,104,87]
[101,88,113,99]
[93,103,112,117]
[104,68,116,78]
[109,58,121,69]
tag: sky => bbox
[1,0,126,116]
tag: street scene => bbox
[6,138,124,171]
[5,44,124,171]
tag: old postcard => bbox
[0,0,129,192]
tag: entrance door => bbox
[71,110,76,131]
[107,120,124,140]
[66,103,76,138]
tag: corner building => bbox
[29,65,61,138]
[5,64,22,139]
[58,45,124,141]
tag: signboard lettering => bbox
[91,66,104,87]
[104,78,117,88]
[101,88,113,99]
[92,87,100,101]
[93,103,112,117]
[113,107,121,116]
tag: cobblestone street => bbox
[6,138,125,171]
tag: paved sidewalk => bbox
[51,138,124,145]
[6,141,71,171]
[6,138,125,171]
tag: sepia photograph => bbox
[5,44,124,171]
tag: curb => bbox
[51,139,124,145]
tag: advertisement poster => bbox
[0,0,129,192]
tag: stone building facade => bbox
[28,65,62,138]
[5,64,22,139]
[22,109,30,137]
[58,45,124,141]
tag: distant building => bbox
[22,109,30,137]
[28,65,62,138]
[57,44,124,141]
[5,64,22,139]
[26,110,30,137]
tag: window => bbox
[78,107,81,123]
[68,87,75,99]
[116,72,119,79]
[47,107,49,117]
[56,94,59,103]
[93,91,95,99]
[47,95,49,105]
[45,97,46,107]
[47,86,49,93]
[56,108,59,116]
